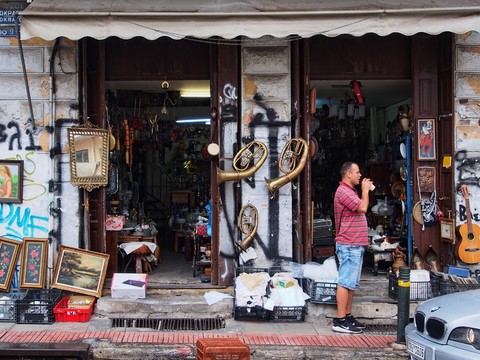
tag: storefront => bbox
[13,1,480,287]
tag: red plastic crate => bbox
[196,338,250,360]
[53,297,95,322]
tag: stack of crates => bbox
[430,270,480,296]
[196,338,250,360]
[15,289,62,324]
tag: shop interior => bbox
[104,78,413,284]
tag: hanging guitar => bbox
[455,185,480,264]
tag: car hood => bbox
[416,289,480,324]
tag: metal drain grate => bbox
[110,317,226,331]
[362,324,397,335]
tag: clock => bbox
[440,218,455,244]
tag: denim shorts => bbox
[335,243,365,290]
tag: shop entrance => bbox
[104,82,213,285]
[310,79,412,273]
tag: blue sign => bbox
[0,1,27,37]
[0,26,18,37]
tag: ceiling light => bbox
[176,118,211,125]
[180,91,210,98]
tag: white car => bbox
[405,289,480,360]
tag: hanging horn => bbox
[265,137,309,198]
[237,204,258,251]
[217,140,268,185]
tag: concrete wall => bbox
[217,39,292,283]
[0,35,81,280]
[454,32,480,269]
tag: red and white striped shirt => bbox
[334,181,368,246]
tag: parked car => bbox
[405,289,480,360]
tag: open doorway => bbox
[105,79,213,286]
[309,79,412,269]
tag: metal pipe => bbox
[14,14,35,130]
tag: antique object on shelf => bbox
[391,246,407,275]
[440,218,455,243]
[67,124,109,192]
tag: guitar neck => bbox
[466,198,474,234]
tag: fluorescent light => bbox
[176,118,211,125]
[180,91,210,98]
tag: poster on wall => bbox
[417,118,436,161]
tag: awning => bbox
[20,0,480,41]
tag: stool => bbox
[123,244,153,273]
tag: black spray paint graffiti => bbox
[218,85,289,265]
[0,119,41,150]
[458,204,480,222]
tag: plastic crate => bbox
[196,338,250,360]
[303,278,337,304]
[0,289,28,322]
[430,271,480,295]
[270,306,306,322]
[15,289,62,324]
[388,273,433,301]
[53,297,95,322]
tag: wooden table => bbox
[106,232,160,277]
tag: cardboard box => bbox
[111,273,148,299]
[68,295,96,309]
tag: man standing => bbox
[332,162,373,334]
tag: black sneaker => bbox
[346,314,366,329]
[332,318,363,334]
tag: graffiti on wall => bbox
[0,119,41,151]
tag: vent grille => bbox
[110,317,226,331]
[362,324,397,335]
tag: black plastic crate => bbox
[0,289,28,322]
[15,289,62,324]
[430,271,480,295]
[270,306,306,322]
[233,305,270,321]
[303,278,337,304]
[233,266,307,322]
[388,273,433,301]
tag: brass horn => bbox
[237,204,258,251]
[217,140,268,185]
[265,137,309,198]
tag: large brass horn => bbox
[237,203,258,251]
[217,140,268,185]
[265,137,309,198]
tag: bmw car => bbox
[405,289,480,360]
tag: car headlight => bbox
[449,327,480,350]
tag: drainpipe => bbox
[14,15,35,130]
[46,39,60,287]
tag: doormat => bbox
[110,317,226,331]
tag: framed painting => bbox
[417,118,437,161]
[0,159,23,203]
[51,245,110,298]
[0,237,22,291]
[19,238,48,289]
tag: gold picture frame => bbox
[440,218,455,244]
[67,125,109,192]
[0,237,22,292]
[19,238,48,289]
[51,245,110,298]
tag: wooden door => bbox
[81,38,107,253]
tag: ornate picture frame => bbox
[51,245,110,298]
[0,159,23,204]
[417,117,437,161]
[19,238,48,289]
[0,237,22,291]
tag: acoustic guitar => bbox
[456,185,480,264]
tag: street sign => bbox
[0,0,28,37]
